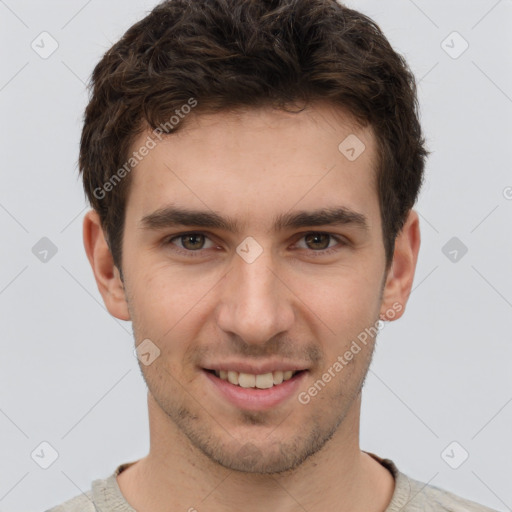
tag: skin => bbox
[83,102,420,512]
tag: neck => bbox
[117,392,395,512]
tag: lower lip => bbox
[203,370,307,411]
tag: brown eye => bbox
[167,232,216,253]
[293,232,346,256]
[180,233,205,250]
[304,233,333,250]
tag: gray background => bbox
[0,0,511,510]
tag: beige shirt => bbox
[45,452,498,511]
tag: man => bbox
[47,0,497,510]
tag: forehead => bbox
[124,103,380,230]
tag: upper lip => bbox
[202,361,308,375]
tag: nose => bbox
[215,246,295,346]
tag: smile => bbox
[203,368,308,410]
[209,369,300,389]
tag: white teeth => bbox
[273,370,284,385]
[213,369,298,388]
[255,373,274,389]
[227,371,239,385]
[238,373,256,388]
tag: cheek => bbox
[128,262,219,343]
[131,260,188,310]
[297,268,382,332]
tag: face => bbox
[119,104,394,474]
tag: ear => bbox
[83,209,131,321]
[379,209,421,321]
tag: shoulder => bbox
[42,461,137,512]
[401,474,499,511]
[364,452,498,512]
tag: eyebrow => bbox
[139,205,369,234]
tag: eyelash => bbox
[163,231,347,258]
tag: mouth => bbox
[204,368,304,389]
[202,367,308,411]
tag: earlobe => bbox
[82,210,131,321]
[380,209,421,322]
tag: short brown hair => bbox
[80,0,429,274]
